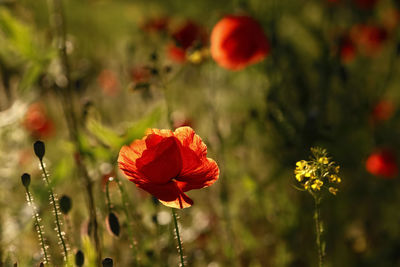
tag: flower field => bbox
[1,0,400,266]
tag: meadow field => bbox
[1,0,400,266]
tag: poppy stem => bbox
[25,188,50,265]
[39,160,69,262]
[105,179,113,213]
[171,208,185,267]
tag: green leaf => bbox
[87,118,124,150]
[121,107,162,146]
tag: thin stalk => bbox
[105,179,113,213]
[25,188,50,265]
[39,160,68,261]
[46,0,102,263]
[313,196,323,267]
[171,208,185,267]
[115,177,139,266]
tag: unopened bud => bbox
[33,141,45,160]
[75,250,84,266]
[21,173,31,188]
[106,212,120,237]
[102,258,113,267]
[59,195,72,215]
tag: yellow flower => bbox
[294,147,341,195]
[296,173,304,182]
[296,160,308,170]
[318,157,329,164]
[334,166,340,173]
[311,180,323,190]
[188,48,209,64]
[329,174,341,183]
[329,187,338,195]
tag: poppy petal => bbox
[136,136,182,184]
[174,126,207,157]
[176,158,219,191]
[140,181,193,209]
[118,141,147,183]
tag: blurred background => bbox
[1,0,400,266]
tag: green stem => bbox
[105,179,112,213]
[171,208,185,267]
[25,189,50,265]
[314,196,323,267]
[40,160,68,261]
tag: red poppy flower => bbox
[130,66,151,84]
[167,44,187,63]
[171,21,207,50]
[350,24,387,56]
[366,149,398,178]
[98,69,120,96]
[210,15,270,70]
[23,103,54,139]
[339,36,356,63]
[370,100,395,123]
[118,127,219,209]
[167,21,207,63]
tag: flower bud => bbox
[75,250,84,266]
[106,212,120,237]
[59,195,72,215]
[102,258,113,267]
[21,173,31,188]
[33,140,45,160]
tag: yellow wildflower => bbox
[318,157,329,164]
[311,180,323,190]
[329,187,338,195]
[294,147,341,195]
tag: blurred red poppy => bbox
[23,103,54,139]
[130,66,151,84]
[339,36,356,63]
[118,127,219,209]
[366,149,398,178]
[371,100,395,123]
[172,21,207,50]
[98,69,120,96]
[210,15,270,70]
[351,24,387,56]
[168,20,207,63]
[167,44,187,63]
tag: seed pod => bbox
[39,263,44,267]
[75,250,84,266]
[59,195,72,215]
[21,173,31,188]
[102,258,113,267]
[106,212,120,237]
[33,141,45,160]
